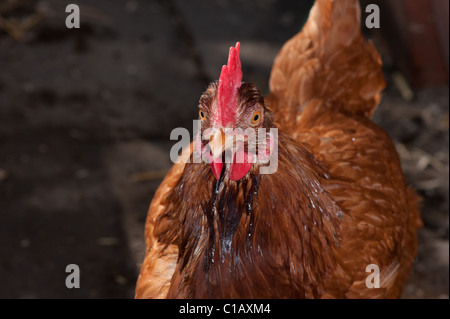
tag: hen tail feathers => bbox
[268,0,385,121]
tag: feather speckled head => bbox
[197,42,274,181]
[216,42,242,127]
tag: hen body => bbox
[135,0,421,298]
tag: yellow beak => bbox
[209,128,235,158]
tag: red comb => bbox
[217,42,242,127]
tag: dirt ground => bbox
[0,0,448,298]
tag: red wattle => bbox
[229,149,253,181]
[208,153,223,180]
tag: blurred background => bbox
[0,0,448,298]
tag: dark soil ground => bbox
[0,0,448,298]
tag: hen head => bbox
[196,42,275,181]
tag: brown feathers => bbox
[135,0,420,299]
[153,135,343,298]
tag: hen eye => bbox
[251,111,261,125]
[199,109,205,120]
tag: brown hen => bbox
[135,0,421,298]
